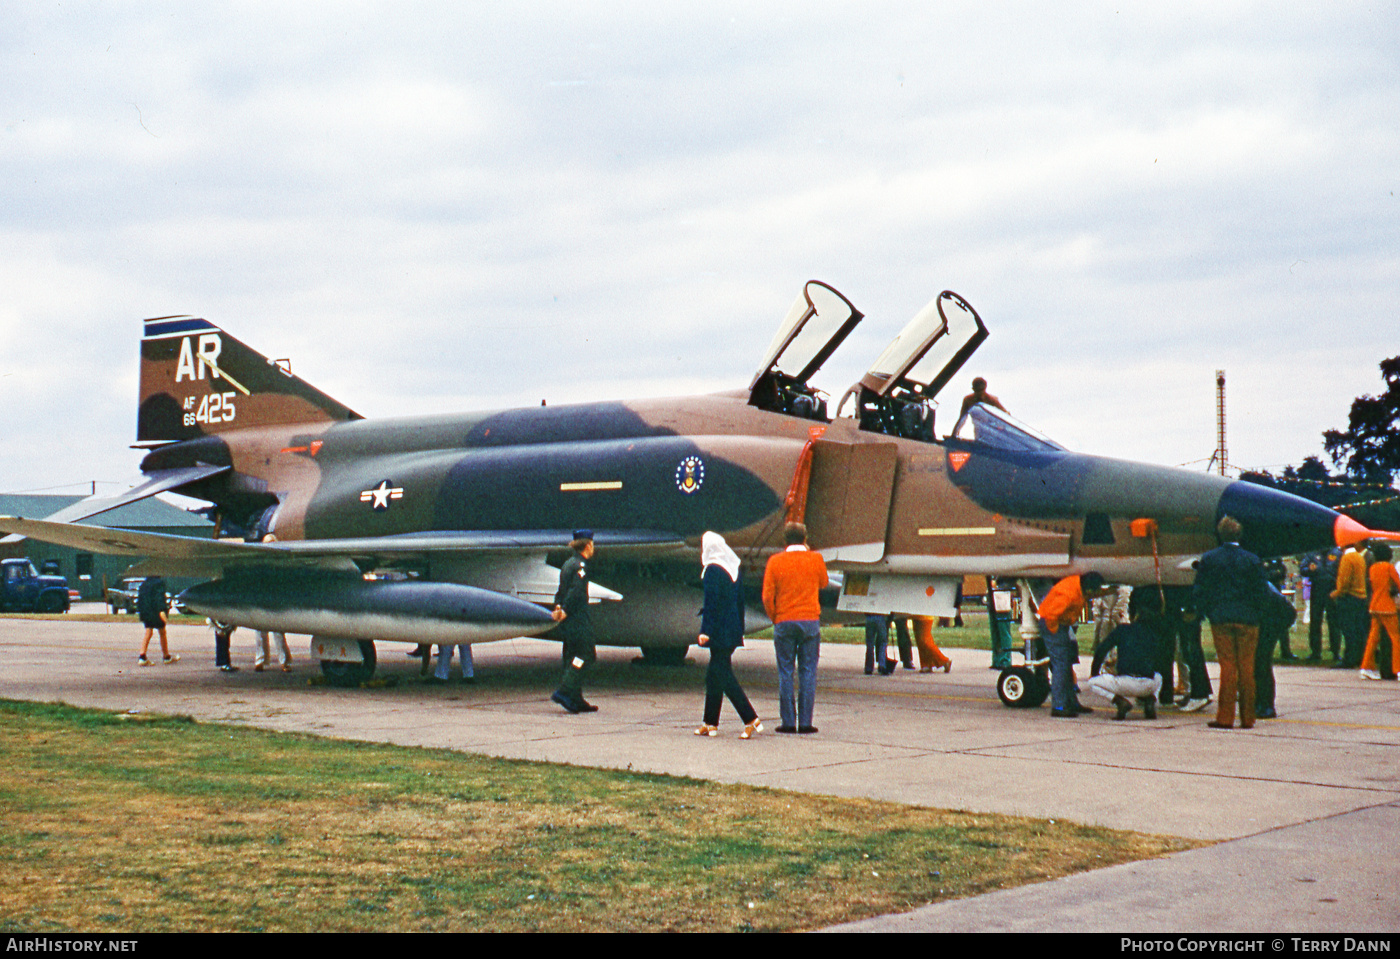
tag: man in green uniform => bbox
[551,530,599,714]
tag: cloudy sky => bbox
[2,2,1396,499]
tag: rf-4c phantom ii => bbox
[0,281,1379,686]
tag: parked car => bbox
[105,577,150,614]
[1,558,71,613]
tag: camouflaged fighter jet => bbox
[0,281,1379,685]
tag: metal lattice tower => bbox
[1215,370,1227,477]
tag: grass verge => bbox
[0,698,1198,933]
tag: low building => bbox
[0,494,214,601]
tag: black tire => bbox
[1031,669,1051,704]
[319,640,377,687]
[38,592,67,614]
[635,645,690,667]
[997,666,1049,708]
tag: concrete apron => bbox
[2,617,1397,932]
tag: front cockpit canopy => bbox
[860,291,987,398]
[844,290,988,442]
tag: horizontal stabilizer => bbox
[9,466,228,537]
[0,515,284,578]
[0,466,229,546]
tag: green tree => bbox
[1283,456,1331,483]
[1324,356,1400,485]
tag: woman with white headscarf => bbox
[696,531,762,739]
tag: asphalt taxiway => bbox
[1,614,1396,932]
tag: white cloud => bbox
[0,2,1397,496]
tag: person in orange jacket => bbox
[762,522,829,734]
[1359,542,1400,681]
[1038,571,1109,717]
[1330,542,1369,669]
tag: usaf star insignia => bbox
[360,480,404,511]
[675,455,705,495]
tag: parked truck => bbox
[1,558,71,613]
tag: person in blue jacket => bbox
[695,531,762,739]
[1193,515,1267,729]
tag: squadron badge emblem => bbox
[675,456,705,495]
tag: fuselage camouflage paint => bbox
[139,387,1339,591]
[114,309,1351,653]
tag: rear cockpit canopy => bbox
[747,281,863,422]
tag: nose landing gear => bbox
[996,658,1050,708]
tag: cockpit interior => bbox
[746,281,1059,451]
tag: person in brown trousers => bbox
[1192,516,1266,729]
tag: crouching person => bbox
[1087,611,1164,720]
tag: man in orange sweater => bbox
[1330,542,1369,669]
[1038,570,1108,718]
[763,522,829,734]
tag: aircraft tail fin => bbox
[137,316,361,443]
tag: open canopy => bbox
[749,280,864,393]
[747,280,864,421]
[859,290,988,400]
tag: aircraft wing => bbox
[273,528,686,558]
[0,516,686,579]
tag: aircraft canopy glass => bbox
[750,280,863,390]
[951,403,1066,453]
[860,291,988,400]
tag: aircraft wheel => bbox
[1031,670,1051,704]
[634,645,690,667]
[997,666,1048,708]
[320,640,377,687]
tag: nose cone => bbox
[1217,481,1343,557]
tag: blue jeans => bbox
[1040,617,1080,712]
[864,614,888,673]
[773,620,821,729]
[435,644,474,679]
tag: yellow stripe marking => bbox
[560,481,623,492]
[200,357,251,396]
[919,527,996,536]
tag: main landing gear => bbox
[318,639,377,687]
[633,645,690,667]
